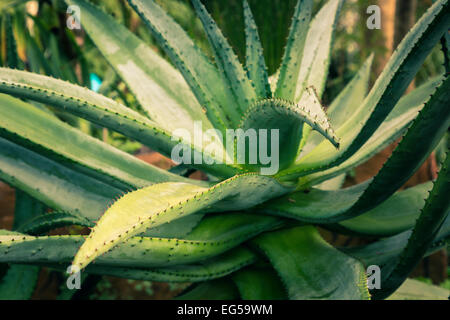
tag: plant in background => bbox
[0,0,449,300]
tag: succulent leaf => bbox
[127,0,240,129]
[66,0,219,136]
[72,175,291,270]
[373,151,450,299]
[282,0,450,180]
[275,0,313,100]
[297,76,445,187]
[0,93,193,189]
[238,94,339,172]
[243,0,271,99]
[191,0,257,116]
[293,0,342,101]
[251,226,370,300]
[0,137,122,221]
[232,267,287,300]
[0,213,277,269]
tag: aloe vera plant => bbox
[0,0,449,300]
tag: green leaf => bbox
[387,279,450,300]
[274,0,313,100]
[0,68,236,177]
[0,213,275,269]
[0,137,121,221]
[66,0,219,137]
[294,0,342,101]
[281,0,450,180]
[81,247,256,283]
[191,0,257,116]
[337,182,433,236]
[251,226,370,300]
[334,75,450,221]
[243,0,271,99]
[4,14,19,69]
[299,55,373,157]
[343,215,450,270]
[72,174,292,270]
[12,190,44,230]
[127,0,239,130]
[232,267,287,299]
[263,181,433,231]
[239,95,339,173]
[17,212,93,236]
[0,264,39,300]
[0,93,196,189]
[373,151,450,299]
[297,75,445,188]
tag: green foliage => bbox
[0,0,449,300]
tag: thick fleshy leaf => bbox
[192,0,257,116]
[81,247,256,283]
[299,55,373,157]
[0,137,121,221]
[17,212,93,235]
[332,75,450,222]
[280,0,450,180]
[72,175,291,270]
[373,152,450,299]
[263,181,432,230]
[232,267,287,300]
[337,182,432,236]
[243,0,271,99]
[0,264,39,300]
[297,75,445,187]
[343,214,450,268]
[0,213,274,269]
[0,68,236,177]
[66,0,219,137]
[294,0,342,101]
[274,0,313,100]
[0,93,193,189]
[251,226,370,300]
[127,0,239,129]
[238,94,339,173]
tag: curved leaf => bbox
[0,68,237,177]
[0,93,193,189]
[192,0,257,116]
[232,267,287,300]
[82,247,256,283]
[280,0,450,180]
[243,0,271,99]
[239,95,339,173]
[274,0,313,100]
[373,152,450,299]
[66,0,219,137]
[334,75,450,222]
[297,75,445,187]
[72,174,292,270]
[0,213,276,269]
[17,212,93,235]
[127,0,239,130]
[251,226,370,300]
[0,138,122,221]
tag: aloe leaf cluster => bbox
[0,0,449,300]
